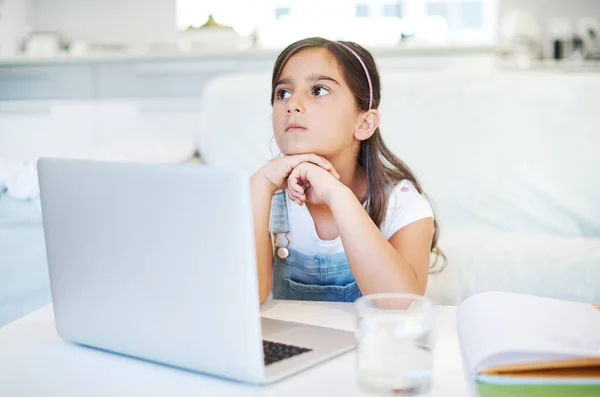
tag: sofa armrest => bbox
[426,229,600,305]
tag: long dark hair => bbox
[271,37,446,273]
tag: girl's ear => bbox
[354,109,380,141]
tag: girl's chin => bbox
[280,145,317,156]
[277,140,332,157]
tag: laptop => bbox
[37,158,355,385]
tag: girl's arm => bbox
[251,173,275,305]
[330,186,433,295]
[287,163,433,296]
[252,155,340,305]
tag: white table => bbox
[0,301,476,396]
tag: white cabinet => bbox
[0,98,200,163]
[90,98,201,163]
[0,100,94,161]
[0,65,93,100]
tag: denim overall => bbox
[270,190,363,302]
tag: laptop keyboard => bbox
[263,340,312,366]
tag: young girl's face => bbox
[272,48,361,158]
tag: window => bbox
[427,3,451,20]
[460,1,483,29]
[275,7,291,19]
[176,0,497,47]
[355,4,370,18]
[383,3,403,18]
[419,0,496,43]
[176,0,211,30]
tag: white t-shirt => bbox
[278,179,434,255]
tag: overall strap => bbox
[269,190,291,260]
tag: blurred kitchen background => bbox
[1,0,599,163]
[2,1,600,327]
[0,0,598,161]
[2,0,600,56]
[1,0,600,161]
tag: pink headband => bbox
[336,42,373,109]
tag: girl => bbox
[251,37,444,304]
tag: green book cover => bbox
[457,292,600,395]
[477,382,600,397]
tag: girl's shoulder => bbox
[389,179,419,194]
[381,179,434,239]
[385,179,427,204]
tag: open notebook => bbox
[457,291,600,397]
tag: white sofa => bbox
[1,65,599,327]
[196,70,600,305]
[0,112,197,327]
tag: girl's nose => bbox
[287,96,304,114]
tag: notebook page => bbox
[457,291,600,376]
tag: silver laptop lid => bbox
[38,158,264,383]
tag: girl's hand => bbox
[287,162,345,207]
[255,154,339,195]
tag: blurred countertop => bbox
[0,44,501,67]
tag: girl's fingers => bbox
[289,189,305,203]
[287,190,296,201]
[290,154,329,171]
[307,154,332,171]
[287,172,306,197]
[294,154,338,178]
[293,183,304,196]
[286,171,307,206]
[328,166,340,179]
[308,157,335,176]
[288,178,302,196]
[288,190,305,206]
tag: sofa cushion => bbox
[427,229,600,305]
[196,70,600,237]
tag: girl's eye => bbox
[312,86,330,97]
[276,89,291,100]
